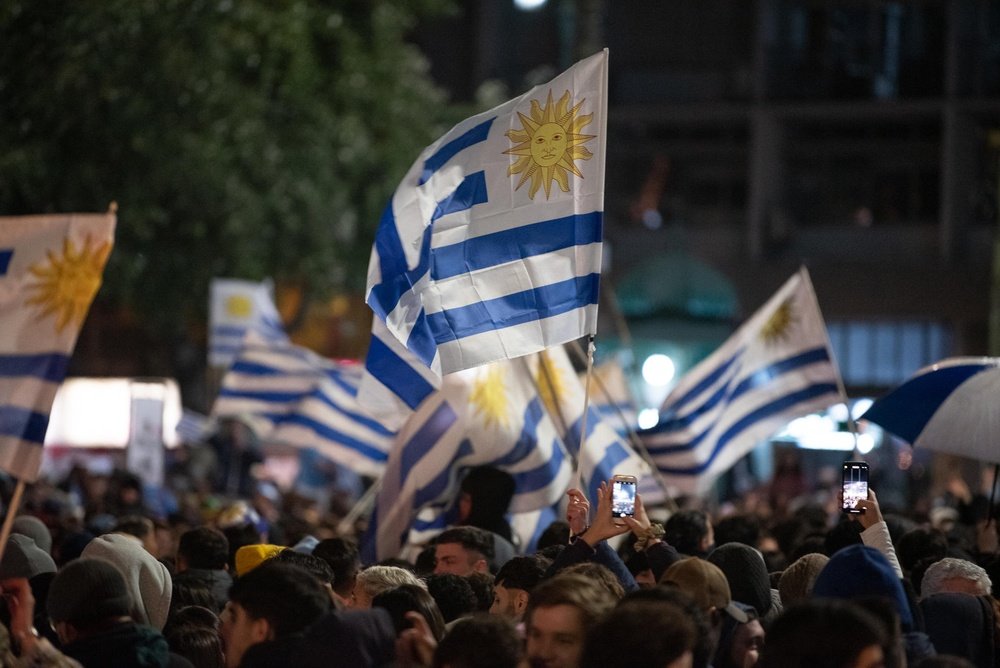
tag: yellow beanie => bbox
[235,544,286,577]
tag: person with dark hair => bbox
[712,602,764,668]
[271,550,335,586]
[423,573,478,624]
[433,614,523,668]
[665,510,714,558]
[581,599,696,668]
[714,514,761,549]
[312,538,360,605]
[897,527,949,576]
[464,571,494,612]
[491,555,546,622]
[620,587,715,668]
[220,561,331,667]
[524,573,615,668]
[434,527,495,576]
[458,467,515,543]
[758,599,887,668]
[114,514,159,556]
[164,606,225,668]
[372,583,447,641]
[175,527,231,613]
[536,520,570,551]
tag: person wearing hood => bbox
[82,533,173,630]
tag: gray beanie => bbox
[0,535,56,580]
[82,533,172,630]
[778,553,829,606]
[11,516,52,555]
[47,558,133,624]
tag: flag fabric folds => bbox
[365,50,608,394]
[640,267,843,494]
[0,212,116,481]
[209,278,287,368]
[212,333,394,477]
[581,358,639,438]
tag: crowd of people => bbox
[1,451,999,668]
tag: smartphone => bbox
[842,461,869,514]
[611,475,637,523]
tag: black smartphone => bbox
[842,461,869,514]
[612,475,637,523]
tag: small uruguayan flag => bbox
[641,267,843,493]
[209,278,287,368]
[365,50,608,394]
[0,212,116,481]
[212,333,394,476]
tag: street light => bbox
[514,0,547,10]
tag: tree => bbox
[0,0,455,350]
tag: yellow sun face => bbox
[470,365,510,429]
[25,234,112,334]
[760,298,796,344]
[505,90,596,200]
[226,294,254,319]
[535,351,567,418]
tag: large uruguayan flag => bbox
[641,267,843,493]
[361,356,576,563]
[0,212,116,481]
[212,333,394,476]
[365,50,608,397]
[209,278,288,367]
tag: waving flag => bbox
[641,268,843,493]
[0,212,115,481]
[582,358,639,438]
[212,333,394,476]
[365,50,608,398]
[209,278,287,367]
[361,355,577,563]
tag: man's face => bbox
[434,542,481,576]
[220,601,268,668]
[490,584,526,621]
[728,619,765,668]
[525,604,587,668]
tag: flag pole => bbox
[526,354,575,469]
[568,339,678,512]
[0,478,27,563]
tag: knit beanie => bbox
[778,553,829,605]
[235,544,287,577]
[11,516,52,555]
[0,535,56,580]
[82,533,172,630]
[47,558,133,624]
[708,543,773,617]
[812,544,913,629]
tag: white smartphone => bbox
[611,475,638,524]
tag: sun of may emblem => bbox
[470,365,511,429]
[25,235,111,334]
[760,298,797,344]
[504,90,596,200]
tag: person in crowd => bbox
[174,527,231,614]
[524,573,616,668]
[433,526,495,576]
[215,502,268,571]
[220,561,330,668]
[432,614,523,668]
[897,527,949,577]
[581,599,696,668]
[271,549,339,606]
[312,538,361,607]
[562,562,625,600]
[371,583,447,641]
[708,542,781,626]
[164,606,225,668]
[712,601,764,668]
[759,599,887,668]
[114,515,160,556]
[456,467,516,545]
[82,532,173,630]
[920,592,996,667]
[490,555,547,622]
[0,534,59,646]
[464,571,494,612]
[11,516,53,555]
[920,557,993,598]
[619,587,715,668]
[660,557,749,655]
[847,488,904,578]
[777,552,829,606]
[714,514,762,549]
[233,544,285,577]
[665,510,714,558]
[350,565,425,609]
[424,573,478,625]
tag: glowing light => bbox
[642,354,675,387]
[514,0,547,9]
[851,398,874,420]
[638,408,660,430]
[856,433,876,454]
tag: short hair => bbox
[620,587,713,668]
[272,549,335,586]
[435,527,494,562]
[897,528,948,574]
[562,562,625,600]
[423,573,478,623]
[536,521,570,551]
[524,573,615,633]
[714,514,761,548]
[178,527,229,570]
[665,510,711,556]
[312,538,360,596]
[114,515,154,541]
[372,583,447,641]
[465,571,495,612]
[921,558,992,597]
[170,573,219,617]
[581,600,695,668]
[356,565,425,601]
[494,556,546,593]
[759,600,886,668]
[227,562,330,638]
[433,614,523,668]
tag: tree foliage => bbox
[0,0,454,335]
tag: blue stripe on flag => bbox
[406,310,439,368]
[228,360,320,377]
[659,349,743,420]
[430,171,489,224]
[414,440,474,509]
[401,402,459,473]
[365,335,436,410]
[265,413,389,462]
[307,387,395,436]
[427,273,601,343]
[419,118,495,186]
[510,439,566,492]
[730,348,831,399]
[431,212,604,281]
[370,209,434,322]
[0,353,71,382]
[493,398,546,466]
[657,383,839,475]
[212,325,247,337]
[0,249,12,276]
[217,388,308,404]
[0,406,50,444]
[587,439,633,507]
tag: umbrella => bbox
[861,357,1000,517]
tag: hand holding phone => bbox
[611,475,637,524]
[842,461,869,514]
